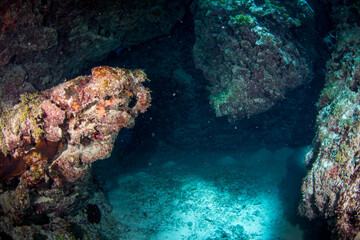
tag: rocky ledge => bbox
[0,66,151,239]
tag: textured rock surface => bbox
[299,25,360,239]
[0,0,188,106]
[193,0,314,120]
[0,66,151,239]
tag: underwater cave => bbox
[0,0,359,239]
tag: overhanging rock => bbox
[0,66,151,239]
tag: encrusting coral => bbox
[193,0,314,120]
[299,26,360,240]
[0,66,151,239]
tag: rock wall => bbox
[299,1,360,238]
[0,66,151,239]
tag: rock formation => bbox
[299,1,360,238]
[0,66,151,239]
[193,0,314,120]
[0,0,188,107]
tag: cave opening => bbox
[91,2,332,239]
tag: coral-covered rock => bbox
[193,0,313,120]
[0,0,189,105]
[0,66,151,239]
[0,65,37,109]
[317,27,360,109]
[299,26,360,239]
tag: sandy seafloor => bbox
[104,147,310,240]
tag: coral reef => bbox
[0,66,151,239]
[299,25,360,239]
[193,0,314,120]
[0,0,189,106]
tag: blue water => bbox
[98,147,308,239]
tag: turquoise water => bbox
[102,147,309,239]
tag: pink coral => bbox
[40,99,65,142]
[0,66,151,233]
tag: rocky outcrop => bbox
[192,0,314,120]
[0,0,188,107]
[0,66,151,239]
[299,3,360,237]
